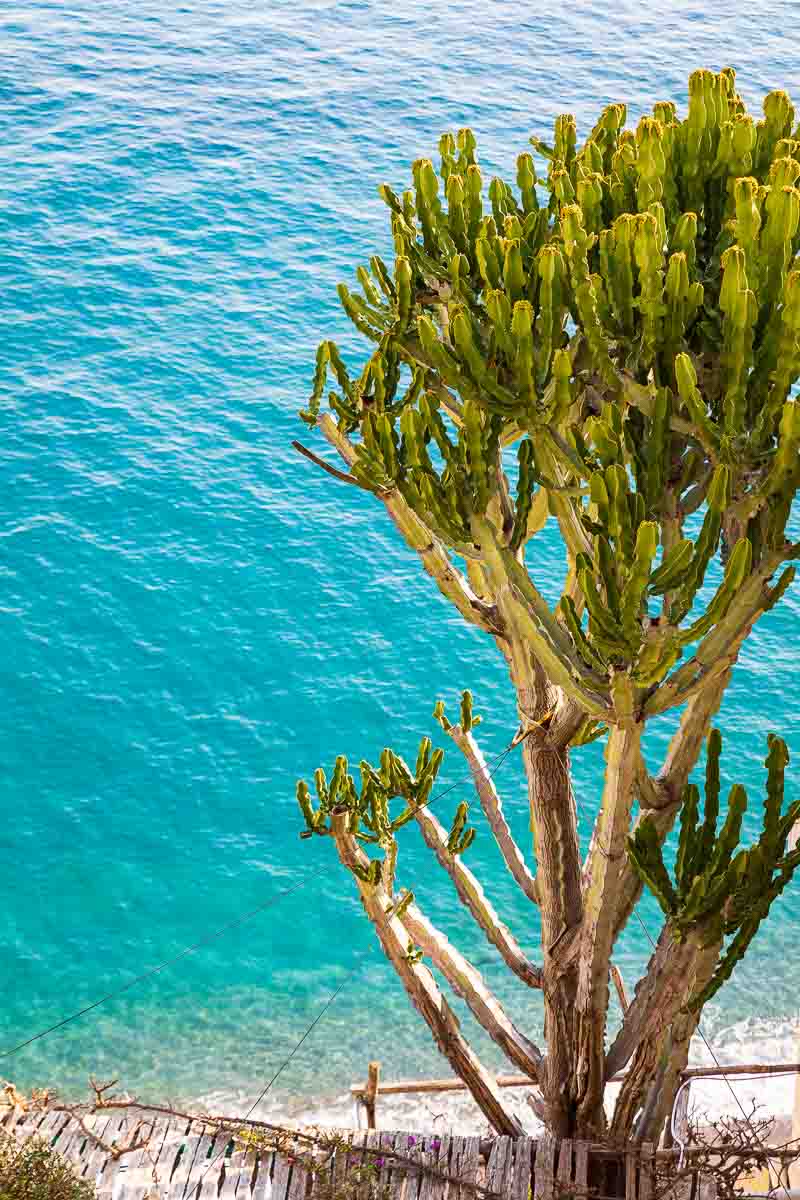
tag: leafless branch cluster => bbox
[653,1104,798,1200]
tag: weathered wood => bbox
[78,1115,112,1182]
[556,1138,573,1198]
[610,965,630,1014]
[417,1136,440,1200]
[349,1059,800,1099]
[349,1075,539,1097]
[2,1113,746,1200]
[511,1137,534,1200]
[148,1117,187,1197]
[166,1128,205,1200]
[533,1131,557,1200]
[680,1062,800,1079]
[490,1137,516,1197]
[624,1148,637,1200]
[376,1131,395,1196]
[357,1132,380,1200]
[364,1063,381,1131]
[573,1141,589,1199]
[638,1143,653,1200]
[250,1148,274,1200]
[195,1128,226,1200]
[792,1033,800,1191]
[431,1133,451,1200]
[453,1136,480,1200]
[220,1146,249,1200]
[271,1144,294,1200]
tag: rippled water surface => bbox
[2,0,799,1127]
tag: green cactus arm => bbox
[613,663,739,940]
[474,517,612,715]
[644,547,788,715]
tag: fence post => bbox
[364,1061,381,1130]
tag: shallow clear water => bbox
[1,0,799,1130]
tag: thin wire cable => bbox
[0,737,519,1063]
[0,880,307,1060]
[198,962,360,1182]
[631,906,792,1200]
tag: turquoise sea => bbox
[2,0,799,1129]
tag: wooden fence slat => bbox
[332,1133,352,1197]
[11,1107,50,1141]
[511,1136,534,1200]
[416,1136,436,1200]
[249,1149,274,1200]
[96,1115,132,1200]
[533,1132,557,1200]
[189,1128,224,1200]
[455,1136,480,1200]
[139,1116,179,1199]
[54,1116,84,1162]
[150,1116,186,1196]
[287,1150,310,1200]
[220,1146,251,1200]
[11,1108,50,1144]
[638,1143,653,1200]
[557,1139,573,1198]
[485,1137,513,1199]
[166,1129,205,1200]
[270,1149,293,1200]
[625,1148,637,1200]
[430,1133,450,1200]
[573,1142,589,1200]
[376,1131,395,1195]
[37,1109,70,1146]
[391,1132,411,1200]
[78,1115,113,1182]
[355,1131,373,1200]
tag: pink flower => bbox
[407,1136,416,1148]
[431,1138,441,1151]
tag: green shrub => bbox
[0,1129,95,1200]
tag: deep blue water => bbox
[1,0,799,1126]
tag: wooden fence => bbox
[1,1104,662,1200]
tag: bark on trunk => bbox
[610,931,721,1143]
[518,678,586,1136]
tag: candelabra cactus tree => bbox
[294,68,800,1144]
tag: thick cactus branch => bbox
[644,550,787,715]
[574,688,641,1128]
[330,810,543,1078]
[414,805,543,988]
[437,708,539,904]
[330,811,524,1135]
[319,413,502,636]
[399,901,543,1079]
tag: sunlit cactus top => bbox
[301,68,800,717]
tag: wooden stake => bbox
[610,964,630,1013]
[364,1061,381,1130]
